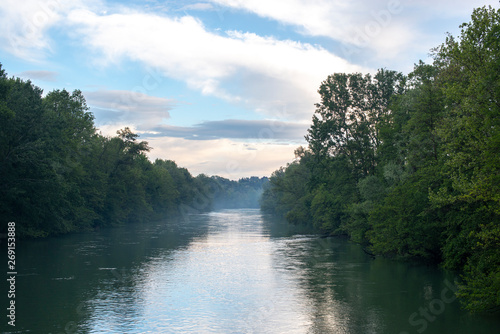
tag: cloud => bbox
[147,119,308,141]
[3,0,494,178]
[207,0,499,67]
[140,118,308,179]
[84,89,173,127]
[146,136,300,179]
[18,70,58,82]
[0,0,96,61]
[90,114,308,179]
[207,0,411,59]
[66,8,366,121]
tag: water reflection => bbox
[83,210,313,333]
[3,209,499,334]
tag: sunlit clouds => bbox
[1,0,497,178]
[146,137,299,179]
[67,9,363,120]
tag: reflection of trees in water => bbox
[14,214,211,333]
[267,232,464,333]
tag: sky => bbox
[0,0,497,179]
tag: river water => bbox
[2,209,499,333]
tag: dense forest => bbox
[261,6,499,313]
[0,65,267,238]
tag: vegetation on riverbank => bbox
[261,6,500,313]
[0,65,267,238]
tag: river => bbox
[2,209,499,333]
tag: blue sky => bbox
[1,0,497,179]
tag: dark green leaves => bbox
[0,65,248,238]
[261,6,500,313]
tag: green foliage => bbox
[310,185,343,232]
[259,147,315,216]
[430,6,500,312]
[0,63,265,238]
[260,6,500,313]
[260,155,311,221]
[457,223,500,313]
[306,70,405,179]
[367,168,443,262]
[346,175,385,244]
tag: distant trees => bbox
[203,175,268,210]
[261,6,500,313]
[0,64,267,238]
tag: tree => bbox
[430,6,500,312]
[260,5,500,313]
[0,64,223,237]
[306,69,405,179]
[0,72,56,236]
[260,153,311,222]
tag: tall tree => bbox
[306,69,405,178]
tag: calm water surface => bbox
[2,209,499,333]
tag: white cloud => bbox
[0,0,98,61]
[85,89,173,127]
[3,0,495,178]
[66,8,366,121]
[208,0,499,67]
[407,0,499,17]
[179,2,214,11]
[208,0,410,56]
[93,116,308,179]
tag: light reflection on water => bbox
[4,209,500,334]
[84,210,315,333]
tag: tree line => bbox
[0,64,267,238]
[203,175,268,210]
[261,6,499,313]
